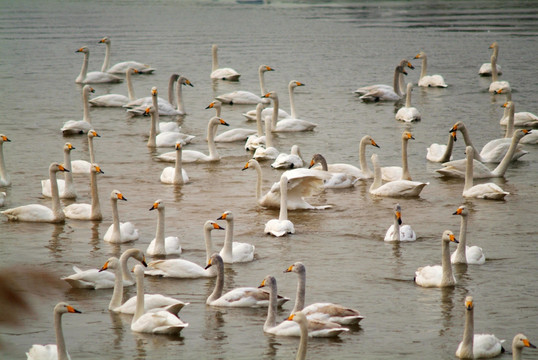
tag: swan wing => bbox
[61,267,115,289]
[414,265,443,287]
[274,118,317,132]
[1,204,56,223]
[61,120,91,135]
[466,246,486,265]
[214,128,257,142]
[463,183,509,200]
[63,203,92,220]
[473,334,504,358]
[83,71,122,84]
[264,219,295,237]
[89,94,129,107]
[108,61,155,74]
[215,91,268,105]
[131,310,188,334]
[145,259,214,278]
[418,74,447,87]
[211,68,240,81]
[26,344,60,360]
[302,303,364,325]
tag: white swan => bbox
[437,130,530,179]
[243,80,303,121]
[271,144,304,169]
[61,248,146,289]
[210,44,240,81]
[259,275,348,337]
[426,132,457,163]
[354,59,414,96]
[215,65,274,105]
[60,85,94,135]
[130,265,189,334]
[129,76,194,116]
[144,220,222,278]
[70,129,100,174]
[308,154,357,189]
[413,51,448,88]
[89,68,138,107]
[0,192,6,207]
[384,203,416,241]
[160,143,189,185]
[284,262,364,325]
[124,73,179,109]
[395,83,421,122]
[145,86,182,132]
[63,164,103,221]
[489,55,510,93]
[289,312,308,360]
[244,103,266,151]
[359,64,407,102]
[414,230,458,288]
[381,131,416,182]
[26,302,81,360]
[213,102,256,142]
[512,334,536,359]
[2,163,67,223]
[101,257,187,315]
[41,143,76,199]
[369,154,428,198]
[450,206,486,265]
[98,37,155,74]
[216,210,254,263]
[145,106,194,148]
[146,199,182,256]
[264,91,317,132]
[103,190,140,243]
[252,107,279,160]
[500,101,538,128]
[265,174,295,237]
[479,41,502,76]
[205,253,289,307]
[75,46,122,84]
[461,146,509,200]
[455,296,504,358]
[0,134,11,186]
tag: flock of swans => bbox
[1,36,536,360]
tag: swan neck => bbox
[76,51,89,83]
[259,67,267,95]
[453,215,467,263]
[292,270,306,313]
[405,86,412,107]
[54,309,69,360]
[399,73,405,97]
[154,207,165,254]
[109,261,124,310]
[168,75,177,106]
[90,168,102,220]
[176,80,185,114]
[212,45,218,72]
[279,177,288,220]
[173,146,184,184]
[491,56,499,82]
[370,156,383,190]
[459,127,483,161]
[88,136,95,164]
[63,148,74,189]
[319,156,328,171]
[289,84,297,119]
[253,161,263,203]
[126,70,136,101]
[393,67,402,96]
[204,227,214,265]
[401,137,411,180]
[296,320,308,360]
[101,41,111,73]
[441,238,455,286]
[359,137,371,176]
[208,258,224,303]
[147,111,157,147]
[119,249,137,283]
[0,142,8,184]
[255,105,264,136]
[49,168,64,221]
[392,213,400,241]
[265,281,278,330]
[265,110,274,147]
[82,88,91,124]
[271,96,279,131]
[440,134,455,163]
[222,217,233,261]
[464,151,474,191]
[504,104,515,138]
[420,56,427,79]
[461,307,474,357]
[132,269,145,323]
[207,121,219,159]
[110,197,121,242]
[492,132,522,177]
[152,93,160,130]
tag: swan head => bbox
[149,199,163,211]
[133,264,145,278]
[88,130,100,139]
[174,142,184,151]
[64,143,75,152]
[402,131,415,141]
[98,37,110,44]
[76,46,89,54]
[284,262,305,274]
[290,80,305,88]
[0,134,11,143]
[260,65,275,72]
[212,117,229,127]
[143,106,156,117]
[151,87,158,96]
[83,85,95,94]
[361,135,379,148]
[91,164,104,174]
[204,220,225,231]
[242,158,258,171]
[288,311,307,324]
[54,302,82,315]
[501,100,513,109]
[50,163,69,173]
[452,205,467,217]
[517,129,532,139]
[99,257,119,272]
[394,204,402,225]
[442,230,459,244]
[513,334,536,351]
[205,101,222,110]
[263,91,277,99]
[309,154,325,169]
[205,253,223,270]
[400,59,415,70]
[258,275,276,289]
[111,189,127,201]
[449,121,465,134]
[489,41,498,49]
[217,210,233,221]
[464,296,473,311]
[178,77,194,87]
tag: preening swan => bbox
[414,230,458,288]
[124,73,179,109]
[512,334,536,360]
[63,164,103,221]
[461,146,509,200]
[252,106,279,160]
[130,265,189,335]
[450,205,485,265]
[145,106,194,148]
[210,44,240,81]
[2,163,67,223]
[215,65,274,105]
[354,59,414,97]
[244,103,266,151]
[263,91,317,132]
[26,302,81,360]
[243,80,303,121]
[259,275,348,337]
[89,67,138,107]
[395,83,421,122]
[61,85,94,135]
[75,46,122,84]
[489,55,510,93]
[144,220,222,278]
[500,101,538,128]
[264,174,295,237]
[413,51,447,88]
[426,132,457,163]
[70,129,100,174]
[289,312,308,360]
[98,36,155,74]
[308,154,357,188]
[103,190,140,243]
[216,210,255,263]
[479,41,502,76]
[0,134,11,186]
[41,143,77,199]
[284,262,364,325]
[271,144,304,169]
[205,253,289,307]
[369,154,428,198]
[359,64,407,102]
[146,199,182,256]
[61,248,146,289]
[384,203,416,241]
[129,76,194,116]
[160,143,189,185]
[455,296,504,359]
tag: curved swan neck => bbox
[270,95,279,131]
[504,102,515,138]
[173,146,184,184]
[132,268,145,323]
[453,214,468,263]
[317,155,328,171]
[0,142,9,184]
[82,87,91,124]
[204,226,214,265]
[54,309,68,360]
[419,55,428,80]
[208,257,224,303]
[125,69,136,101]
[168,74,179,106]
[458,125,483,162]
[279,175,289,220]
[255,103,264,136]
[101,40,111,73]
[401,136,411,180]
[440,133,455,163]
[119,249,138,283]
[405,83,412,108]
[393,66,402,96]
[259,66,268,95]
[464,147,474,191]
[49,167,64,221]
[289,83,298,119]
[76,50,89,83]
[264,279,278,330]
[222,216,233,261]
[90,168,102,220]
[359,136,372,175]
[109,260,124,310]
[154,206,166,254]
[491,131,524,177]
[207,119,220,159]
[441,238,455,286]
[292,268,306,313]
[265,109,275,147]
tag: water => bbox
[1,0,537,359]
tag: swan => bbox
[60,85,94,135]
[2,163,67,223]
[271,144,304,169]
[359,64,407,102]
[61,248,147,289]
[205,253,289,307]
[451,205,486,265]
[413,51,448,87]
[145,87,182,132]
[354,59,414,96]
[488,55,510,93]
[242,159,330,210]
[289,312,308,360]
[395,83,421,122]
[130,265,189,335]
[129,76,194,116]
[426,132,457,163]
[41,143,77,199]
[98,36,155,74]
[89,68,138,107]
[144,220,222,278]
[381,131,415,182]
[216,210,255,263]
[455,296,504,359]
[242,80,303,121]
[384,203,416,241]
[213,103,256,142]
[414,230,458,287]
[26,302,81,360]
[63,164,103,221]
[436,130,530,179]
[479,42,503,76]
[103,190,140,243]
[210,44,240,81]
[308,153,357,188]
[101,257,187,315]
[160,143,189,185]
[252,107,279,160]
[146,199,182,256]
[512,334,536,359]
[0,192,6,207]
[461,146,509,200]
[0,134,11,186]
[259,275,348,337]
[244,103,266,151]
[264,91,317,132]
[75,46,122,84]
[124,73,179,109]
[500,101,538,128]
[145,106,195,148]
[369,153,428,198]
[70,129,100,174]
[284,262,364,325]
[265,174,295,237]
[215,65,274,105]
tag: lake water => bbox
[0,0,537,359]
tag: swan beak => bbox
[501,102,508,108]
[287,313,296,321]
[75,48,83,53]
[396,211,402,225]
[371,139,380,148]
[453,207,463,215]
[266,66,275,71]
[413,54,420,59]
[284,265,294,273]
[406,61,415,70]
[118,193,127,201]
[151,88,158,96]
[185,80,194,87]
[465,299,473,310]
[308,160,315,169]
[263,92,271,98]
[402,70,408,76]
[296,82,305,86]
[141,258,148,267]
[213,223,225,230]
[204,259,213,270]
[258,279,267,288]
[523,339,536,349]
[58,165,70,173]
[143,108,151,116]
[205,102,215,109]
[217,213,227,220]
[67,305,82,314]
[98,261,109,272]
[219,118,230,126]
[242,163,250,171]
[451,132,457,142]
[94,166,104,174]
[1,136,10,142]
[450,234,459,243]
[149,203,158,211]
[90,130,101,137]
[449,125,457,133]
[496,89,503,94]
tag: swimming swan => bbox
[354,59,414,96]
[89,67,138,107]
[70,129,101,174]
[488,55,510,93]
[450,205,486,265]
[129,76,194,116]
[413,51,447,88]
[380,131,416,182]
[243,80,304,121]
[103,190,140,243]
[308,153,357,189]
[216,210,255,263]
[215,65,274,105]
[369,154,428,198]
[461,146,509,200]
[210,44,240,81]
[384,203,416,241]
[41,143,77,199]
[0,134,11,186]
[160,143,189,185]
[63,164,103,221]
[359,64,407,102]
[263,91,318,132]
[479,41,502,76]
[146,199,182,256]
[426,132,457,163]
[500,101,538,128]
[244,103,266,151]
[264,174,296,237]
[414,230,458,288]
[395,83,421,122]
[75,46,122,84]
[271,144,304,169]
[60,85,95,135]
[145,106,194,148]
[124,73,179,109]
[98,36,155,74]
[511,334,536,360]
